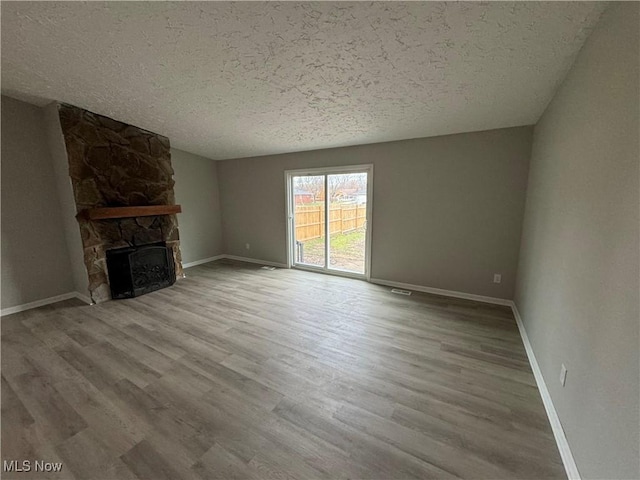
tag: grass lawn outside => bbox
[299,229,365,273]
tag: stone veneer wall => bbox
[58,104,182,303]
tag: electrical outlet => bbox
[560,364,568,386]
[493,274,502,284]
[245,243,250,250]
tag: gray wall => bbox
[218,126,532,299]
[172,148,223,264]
[43,102,90,298]
[1,96,75,308]
[514,3,639,479]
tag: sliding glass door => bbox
[286,165,372,278]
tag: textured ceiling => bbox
[1,2,606,160]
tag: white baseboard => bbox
[182,255,225,268]
[369,278,512,306]
[1,291,92,317]
[223,255,288,268]
[75,292,93,305]
[182,254,287,269]
[511,303,580,480]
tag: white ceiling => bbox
[2,2,606,160]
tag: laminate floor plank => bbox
[2,260,566,479]
[9,368,88,446]
[120,439,186,480]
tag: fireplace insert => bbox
[106,242,175,299]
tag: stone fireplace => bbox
[58,103,182,303]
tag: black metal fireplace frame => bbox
[106,242,175,299]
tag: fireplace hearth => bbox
[106,242,175,299]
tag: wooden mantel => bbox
[76,205,182,221]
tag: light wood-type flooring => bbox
[2,260,565,479]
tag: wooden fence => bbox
[295,204,366,242]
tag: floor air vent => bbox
[391,288,412,296]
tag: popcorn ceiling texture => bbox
[58,104,182,303]
[1,2,606,160]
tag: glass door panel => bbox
[292,175,325,268]
[327,173,368,274]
